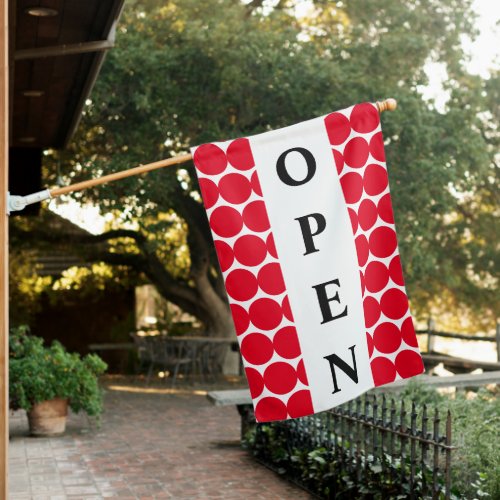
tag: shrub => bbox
[9,326,107,417]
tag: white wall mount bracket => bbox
[7,189,52,215]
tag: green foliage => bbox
[245,385,500,498]
[45,0,498,328]
[401,382,500,497]
[445,390,500,499]
[9,326,108,417]
[246,420,443,498]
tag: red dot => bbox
[296,359,309,385]
[249,298,283,330]
[360,271,365,295]
[210,206,243,238]
[355,234,369,267]
[401,317,418,347]
[240,333,274,365]
[370,132,386,162]
[264,362,298,395]
[363,296,381,328]
[251,171,263,196]
[214,240,234,272]
[227,138,255,170]
[389,256,404,286]
[358,199,378,231]
[255,397,287,422]
[395,350,424,379]
[273,326,301,359]
[324,112,351,145]
[370,357,397,386]
[364,261,390,293]
[233,235,267,267]
[377,193,394,224]
[245,367,264,398]
[194,144,228,175]
[225,269,258,302]
[218,173,252,204]
[230,304,250,335]
[243,201,271,232]
[369,226,397,258]
[258,263,286,295]
[380,288,409,319]
[266,233,278,258]
[366,332,374,357]
[282,296,294,321]
[198,178,219,209]
[348,208,358,234]
[287,390,314,418]
[350,103,379,133]
[340,172,363,204]
[333,149,344,175]
[363,164,388,196]
[343,137,369,168]
[373,322,402,354]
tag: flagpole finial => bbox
[376,98,397,113]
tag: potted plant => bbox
[9,326,107,436]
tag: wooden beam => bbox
[0,0,9,497]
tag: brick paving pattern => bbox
[9,379,311,499]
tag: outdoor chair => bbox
[130,333,192,386]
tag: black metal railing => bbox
[248,394,453,499]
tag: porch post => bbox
[0,0,9,496]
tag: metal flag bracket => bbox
[7,189,52,215]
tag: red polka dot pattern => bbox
[249,298,283,331]
[373,322,402,354]
[287,390,314,418]
[364,261,390,293]
[245,367,264,398]
[258,263,286,295]
[230,304,249,336]
[243,201,270,232]
[241,333,274,365]
[371,357,397,386]
[264,362,298,395]
[395,350,424,379]
[358,199,378,231]
[401,317,418,348]
[198,178,219,209]
[273,326,301,359]
[233,235,267,267]
[227,138,255,170]
[344,137,369,168]
[193,144,227,175]
[214,240,234,272]
[255,397,287,422]
[193,138,313,421]
[325,112,351,145]
[324,102,423,390]
[225,269,258,302]
[210,206,243,238]
[218,173,252,204]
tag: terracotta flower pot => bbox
[27,397,69,436]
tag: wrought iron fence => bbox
[247,394,453,499]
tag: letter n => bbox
[324,345,358,394]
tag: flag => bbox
[191,102,424,422]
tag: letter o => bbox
[276,147,317,187]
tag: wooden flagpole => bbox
[49,99,397,199]
[0,0,9,496]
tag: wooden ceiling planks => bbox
[11,0,124,149]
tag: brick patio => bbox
[9,377,311,499]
